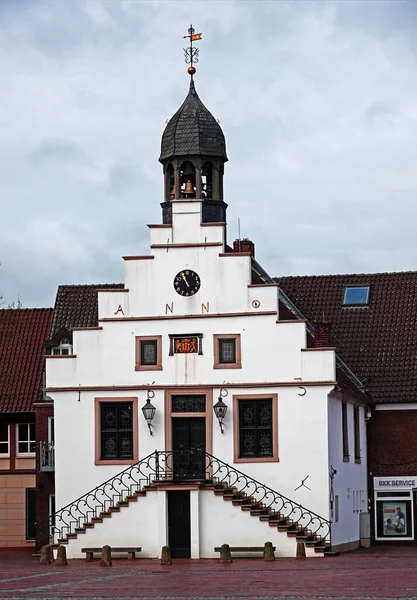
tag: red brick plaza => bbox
[1,547,417,599]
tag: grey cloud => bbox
[364,103,396,123]
[2,0,417,306]
[29,139,91,166]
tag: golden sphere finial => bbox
[188,66,196,76]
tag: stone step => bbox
[287,529,305,537]
[305,539,321,548]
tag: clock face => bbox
[174,270,201,297]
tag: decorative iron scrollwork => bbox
[39,449,331,548]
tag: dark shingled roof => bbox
[49,284,124,338]
[275,271,417,404]
[0,308,53,412]
[159,79,227,162]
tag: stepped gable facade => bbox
[0,307,53,547]
[276,272,417,543]
[44,73,369,558]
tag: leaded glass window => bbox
[140,340,157,365]
[172,395,206,413]
[100,402,133,460]
[219,339,236,364]
[238,399,273,458]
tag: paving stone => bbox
[2,546,417,599]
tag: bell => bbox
[184,179,194,195]
[170,184,176,199]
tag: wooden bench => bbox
[214,545,275,556]
[81,546,142,560]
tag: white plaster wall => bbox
[53,383,333,530]
[65,490,160,559]
[301,351,336,382]
[211,385,332,521]
[47,315,335,390]
[199,489,296,558]
[327,395,368,549]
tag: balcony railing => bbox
[40,441,55,471]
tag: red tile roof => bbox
[276,272,417,404]
[0,308,53,413]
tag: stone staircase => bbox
[43,451,333,557]
[55,478,333,555]
[57,489,148,544]
[202,480,334,555]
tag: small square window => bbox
[135,336,162,371]
[343,286,370,306]
[141,340,157,365]
[213,334,241,369]
[51,338,73,355]
[17,423,36,454]
[219,339,236,364]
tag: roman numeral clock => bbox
[173,270,201,297]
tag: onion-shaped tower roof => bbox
[159,79,228,163]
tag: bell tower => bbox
[159,26,228,225]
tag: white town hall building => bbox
[45,65,369,558]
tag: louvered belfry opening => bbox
[159,78,228,225]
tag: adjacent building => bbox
[277,272,417,544]
[0,308,53,548]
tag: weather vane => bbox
[183,24,202,77]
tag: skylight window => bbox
[343,286,370,306]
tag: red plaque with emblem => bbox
[174,337,198,353]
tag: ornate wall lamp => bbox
[141,390,156,435]
[213,388,228,434]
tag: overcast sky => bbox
[1,0,417,307]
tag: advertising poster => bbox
[382,502,407,536]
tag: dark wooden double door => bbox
[168,416,205,557]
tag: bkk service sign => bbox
[374,476,417,490]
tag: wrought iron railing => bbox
[40,441,55,471]
[40,450,331,546]
[205,452,331,544]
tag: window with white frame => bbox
[17,423,36,454]
[52,337,73,355]
[0,422,9,455]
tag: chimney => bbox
[233,238,255,258]
[313,323,330,348]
